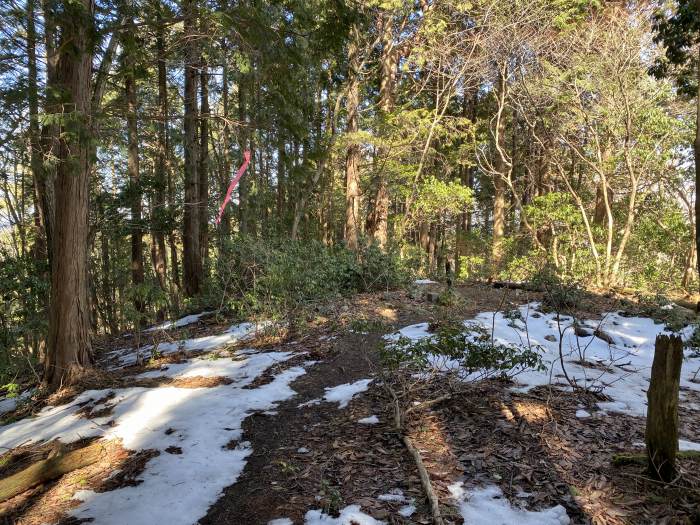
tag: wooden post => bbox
[645,334,683,482]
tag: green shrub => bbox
[381,321,544,380]
[206,236,410,317]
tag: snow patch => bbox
[109,321,275,368]
[358,415,379,425]
[679,439,700,451]
[575,409,591,419]
[398,504,416,517]
[144,311,213,332]
[305,505,383,524]
[0,351,305,525]
[377,489,405,502]
[449,483,570,525]
[323,379,373,409]
[385,303,700,417]
[414,279,438,285]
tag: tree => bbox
[182,0,202,296]
[43,0,96,389]
[652,0,700,289]
[122,1,145,316]
[344,25,362,251]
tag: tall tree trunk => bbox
[277,137,286,226]
[219,45,232,237]
[367,12,395,248]
[238,79,249,235]
[44,0,95,390]
[37,0,59,268]
[182,0,201,297]
[199,61,210,262]
[491,64,507,271]
[124,14,145,317]
[695,30,700,292]
[455,89,477,279]
[152,6,168,295]
[26,0,48,262]
[344,27,361,251]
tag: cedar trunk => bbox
[124,16,145,316]
[199,62,210,261]
[182,0,202,296]
[44,0,95,389]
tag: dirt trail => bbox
[200,327,430,524]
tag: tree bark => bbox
[124,13,145,317]
[182,0,202,297]
[695,25,700,291]
[44,0,95,390]
[26,0,48,263]
[238,79,249,235]
[367,11,395,248]
[219,45,232,237]
[199,58,210,262]
[344,27,361,251]
[491,64,507,271]
[645,334,683,482]
[152,5,169,295]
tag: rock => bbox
[544,334,557,342]
[425,292,440,303]
[594,329,615,345]
[573,323,593,337]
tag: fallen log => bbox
[0,441,107,503]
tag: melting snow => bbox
[323,379,373,409]
[414,279,438,285]
[107,321,275,368]
[679,440,700,451]
[143,311,213,332]
[398,504,416,517]
[305,505,383,524]
[449,483,570,525]
[386,303,700,417]
[0,389,32,416]
[0,351,305,525]
[358,415,379,425]
[377,490,405,502]
[575,409,591,418]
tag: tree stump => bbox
[645,334,683,482]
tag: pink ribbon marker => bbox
[215,149,251,225]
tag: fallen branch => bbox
[389,391,447,525]
[404,394,452,419]
[0,441,108,503]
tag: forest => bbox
[0,0,700,524]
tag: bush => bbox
[205,236,410,318]
[532,267,584,314]
[381,321,544,380]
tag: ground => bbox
[0,283,699,525]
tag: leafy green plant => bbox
[381,322,544,380]
[207,237,410,319]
